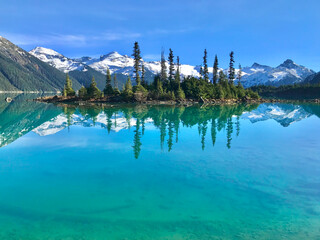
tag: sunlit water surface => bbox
[0,94,320,239]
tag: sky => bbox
[1,0,320,71]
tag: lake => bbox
[0,94,320,239]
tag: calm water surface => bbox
[0,94,320,239]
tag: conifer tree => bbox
[174,56,181,90]
[122,75,133,100]
[87,76,101,98]
[237,64,242,86]
[113,73,118,89]
[203,49,209,82]
[113,73,120,94]
[168,48,175,88]
[78,85,87,98]
[132,41,141,85]
[63,73,75,97]
[219,71,227,86]
[174,56,185,100]
[141,62,146,86]
[228,51,235,85]
[104,68,113,95]
[160,49,167,85]
[199,66,203,79]
[125,75,133,92]
[213,55,219,85]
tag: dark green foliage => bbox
[199,66,203,79]
[113,74,120,95]
[176,87,185,100]
[132,42,141,85]
[87,77,102,98]
[122,76,134,100]
[237,64,242,87]
[228,51,235,85]
[63,74,75,96]
[174,56,181,91]
[213,55,219,85]
[133,84,148,101]
[104,68,114,95]
[141,63,146,87]
[160,50,168,86]
[168,48,175,88]
[203,49,209,82]
[181,76,259,100]
[251,84,320,100]
[78,86,87,98]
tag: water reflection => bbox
[1,94,319,159]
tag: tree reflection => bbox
[58,104,259,158]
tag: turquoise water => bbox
[0,95,320,239]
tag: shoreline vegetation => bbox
[36,42,263,105]
[32,41,320,105]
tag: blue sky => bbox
[1,0,320,70]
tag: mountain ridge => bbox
[0,37,82,91]
[30,46,316,88]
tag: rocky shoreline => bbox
[34,95,320,106]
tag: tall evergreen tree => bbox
[113,73,118,89]
[203,49,209,82]
[63,73,75,97]
[87,76,101,98]
[237,64,242,86]
[122,75,133,99]
[104,68,113,95]
[168,48,175,88]
[199,66,203,79]
[174,56,181,89]
[160,49,167,85]
[113,73,120,94]
[213,55,219,85]
[132,41,141,85]
[228,51,235,85]
[141,62,146,86]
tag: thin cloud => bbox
[93,32,141,41]
[147,28,196,35]
[143,54,160,61]
[1,31,141,47]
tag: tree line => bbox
[63,42,260,101]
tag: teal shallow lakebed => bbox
[0,95,320,239]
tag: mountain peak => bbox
[30,47,63,57]
[251,62,271,70]
[278,59,298,69]
[251,62,262,68]
[283,59,294,64]
[100,51,124,60]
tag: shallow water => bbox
[0,95,320,239]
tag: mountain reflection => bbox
[0,95,319,159]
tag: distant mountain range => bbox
[30,46,316,88]
[0,35,318,92]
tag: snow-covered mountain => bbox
[241,103,312,127]
[240,60,315,87]
[30,47,85,72]
[29,47,315,87]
